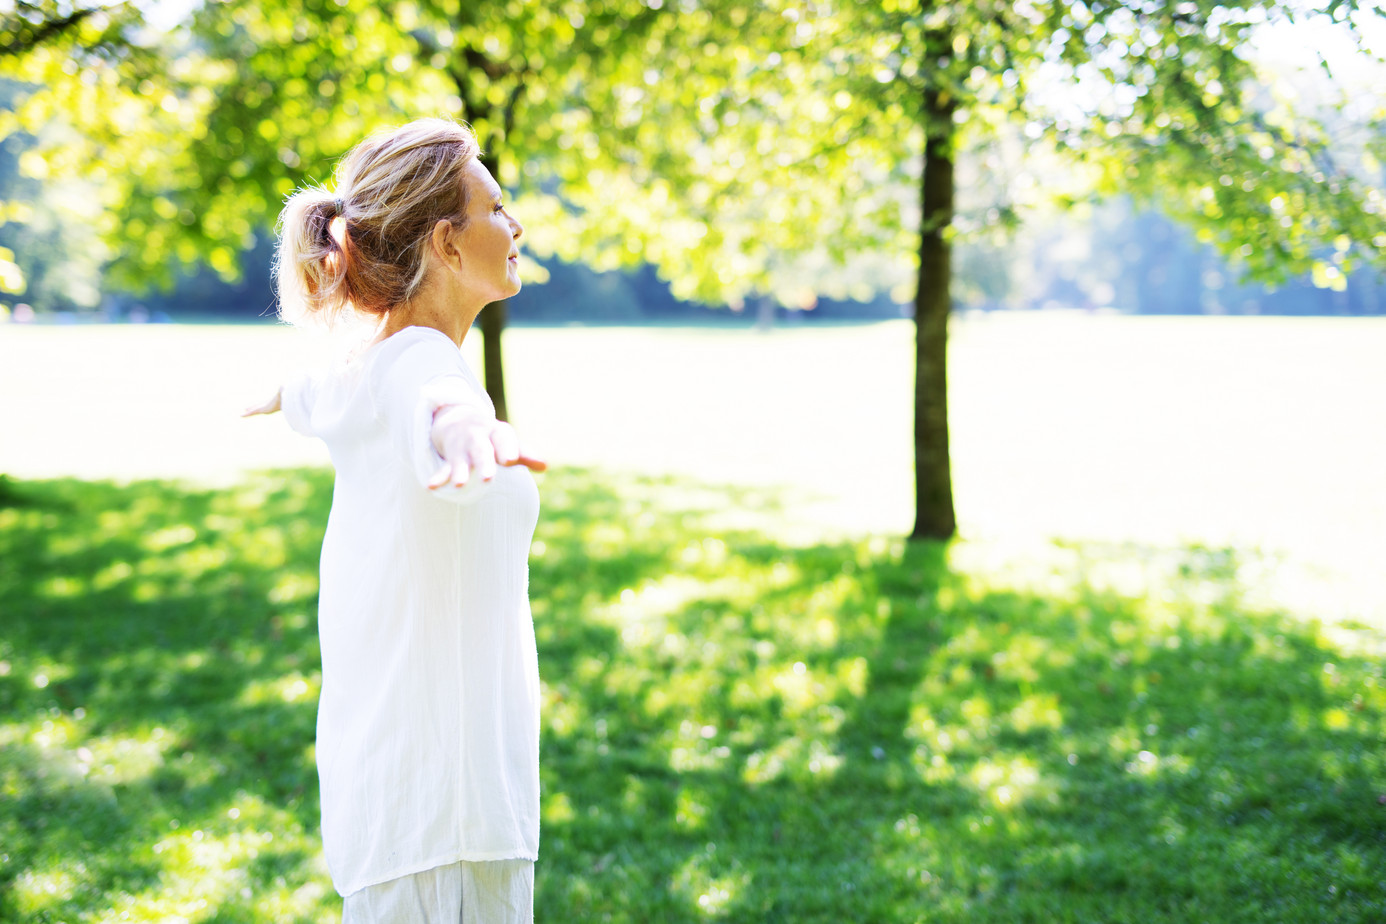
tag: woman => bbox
[244,117,546,923]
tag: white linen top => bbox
[280,325,541,898]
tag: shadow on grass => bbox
[1,469,1383,922]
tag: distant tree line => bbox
[8,216,1381,324]
[962,202,1386,317]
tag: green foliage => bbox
[0,1,203,290]
[750,0,1386,289]
[0,77,112,311]
[3,470,1384,921]
[0,1,144,59]
[0,0,680,292]
[5,1,1381,309]
[0,244,22,295]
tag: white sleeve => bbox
[280,369,321,437]
[370,334,496,502]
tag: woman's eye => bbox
[493,202,505,214]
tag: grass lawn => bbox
[2,468,1383,922]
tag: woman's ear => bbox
[430,219,461,270]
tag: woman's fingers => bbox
[430,435,485,490]
[492,423,546,472]
[507,453,547,473]
[489,423,521,466]
[467,430,497,483]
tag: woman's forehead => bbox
[463,159,501,200]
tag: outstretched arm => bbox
[241,387,283,417]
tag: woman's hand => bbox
[428,403,547,489]
[242,387,283,417]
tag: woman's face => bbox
[453,158,524,305]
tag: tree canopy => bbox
[10,2,1379,302]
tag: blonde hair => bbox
[274,118,481,326]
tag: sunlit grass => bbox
[1,469,1384,921]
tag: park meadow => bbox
[1,315,1384,922]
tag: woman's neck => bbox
[374,278,483,348]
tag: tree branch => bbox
[1,2,99,58]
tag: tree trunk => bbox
[479,294,509,421]
[910,85,958,541]
[477,153,510,421]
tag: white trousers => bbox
[342,859,534,924]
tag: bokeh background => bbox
[2,1,1385,921]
